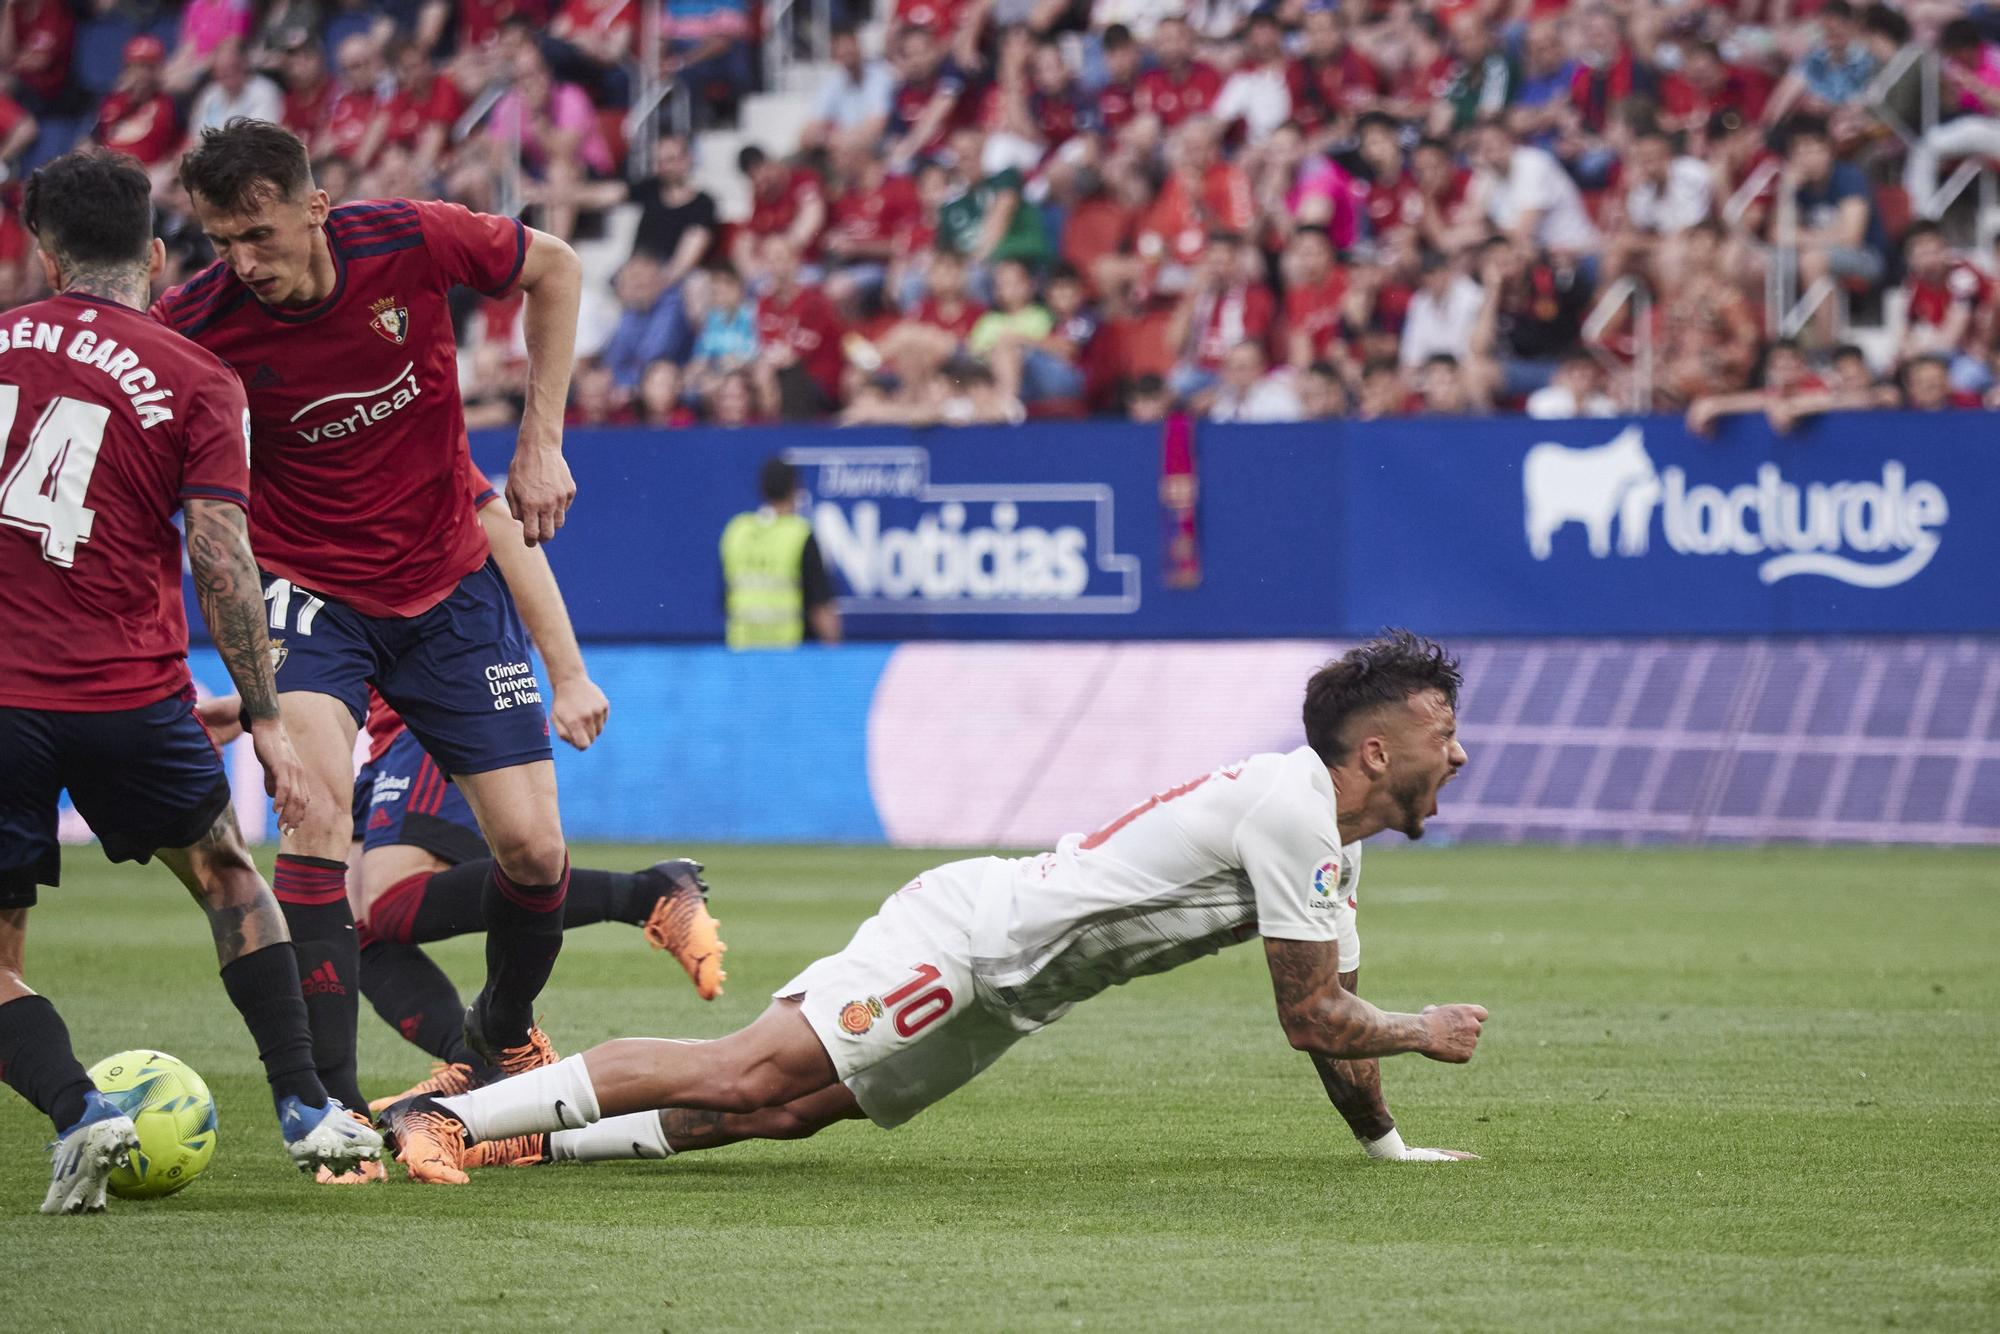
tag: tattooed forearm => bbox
[658,1108,730,1152]
[185,499,281,723]
[1310,968,1395,1139]
[1264,938,1433,1060]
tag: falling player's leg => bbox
[466,1085,870,1171]
[267,688,370,1117]
[386,863,1007,1183]
[387,1001,840,1183]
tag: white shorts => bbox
[777,857,1025,1129]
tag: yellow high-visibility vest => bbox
[719,508,812,650]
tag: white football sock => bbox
[549,1111,673,1163]
[438,1053,601,1142]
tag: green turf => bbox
[3,843,1997,1332]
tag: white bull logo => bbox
[1523,425,1661,560]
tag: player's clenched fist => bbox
[1418,1003,1489,1063]
[507,439,576,546]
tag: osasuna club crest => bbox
[369,296,409,345]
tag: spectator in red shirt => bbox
[1659,42,1773,137]
[1904,353,1982,410]
[0,0,74,113]
[379,38,465,181]
[323,33,389,164]
[1095,24,1144,143]
[1898,221,1995,394]
[279,31,336,140]
[92,38,182,169]
[911,248,985,342]
[1281,225,1348,369]
[1135,117,1255,284]
[755,236,847,417]
[1166,230,1275,397]
[887,24,970,170]
[1137,18,1221,130]
[732,145,829,288]
[1348,111,1419,243]
[823,132,920,306]
[1287,3,1382,142]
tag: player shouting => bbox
[153,120,584,1136]
[0,151,382,1213]
[386,632,1490,1181]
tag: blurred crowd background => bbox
[3,0,1998,430]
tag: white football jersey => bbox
[969,746,1361,1028]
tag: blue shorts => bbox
[352,729,488,867]
[0,689,232,908]
[264,559,551,778]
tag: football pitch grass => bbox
[3,843,1996,1332]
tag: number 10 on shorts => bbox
[885,963,953,1038]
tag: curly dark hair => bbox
[1303,630,1463,766]
[22,151,153,273]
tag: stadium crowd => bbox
[3,0,1998,429]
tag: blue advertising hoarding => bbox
[454,410,1996,639]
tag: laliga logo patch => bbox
[369,295,409,346]
[1311,858,1340,897]
[838,998,884,1035]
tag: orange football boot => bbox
[640,860,728,1000]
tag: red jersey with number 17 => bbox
[0,294,251,711]
[150,198,528,619]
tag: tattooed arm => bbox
[1263,937,1486,1062]
[183,499,310,831]
[1310,969,1396,1142]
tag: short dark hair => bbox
[1422,352,1460,372]
[760,456,797,503]
[1356,110,1400,139]
[1821,0,1855,20]
[1863,3,1911,42]
[1831,343,1867,364]
[23,151,154,273]
[1102,22,1134,48]
[180,119,312,212]
[1781,114,1831,151]
[737,144,767,174]
[1303,631,1463,766]
[1942,17,1982,52]
[1903,219,1943,247]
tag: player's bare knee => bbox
[490,832,569,886]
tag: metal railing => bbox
[1581,275,1654,413]
[763,0,835,95]
[453,78,524,219]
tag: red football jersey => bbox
[94,91,182,167]
[0,295,250,710]
[152,199,527,619]
[828,177,919,251]
[324,88,384,162]
[1284,271,1349,360]
[746,167,826,258]
[284,80,334,139]
[382,79,466,151]
[1096,78,1140,134]
[757,285,846,397]
[1137,63,1221,128]
[1906,263,1992,331]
